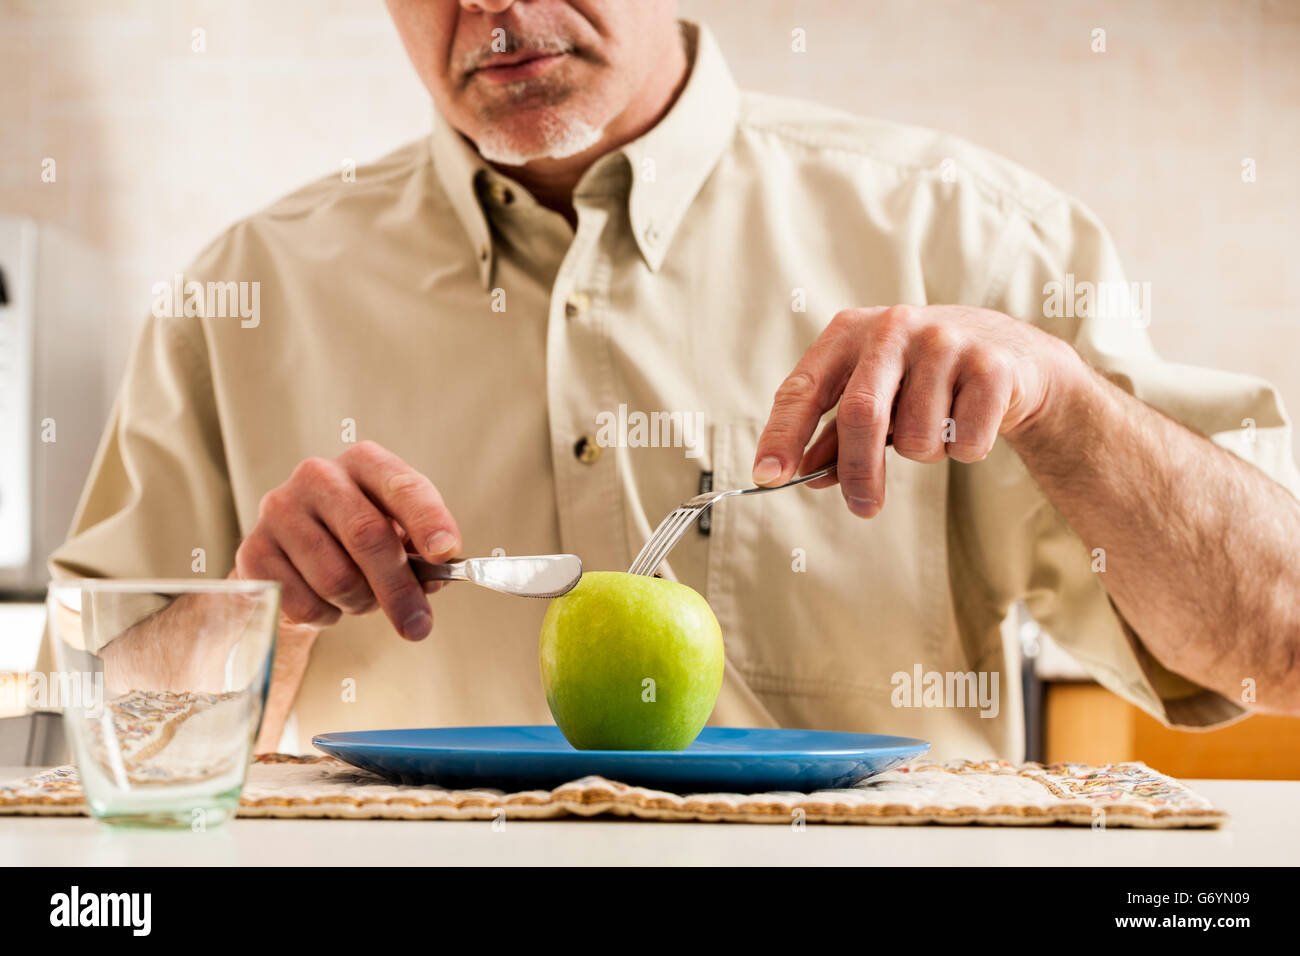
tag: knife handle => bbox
[407,556,470,584]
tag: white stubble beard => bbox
[472,110,607,167]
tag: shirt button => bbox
[564,291,591,318]
[573,434,601,464]
[488,182,514,205]
[478,244,490,262]
[644,223,662,246]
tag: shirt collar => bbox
[621,20,739,272]
[430,19,739,285]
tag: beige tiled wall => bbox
[3,0,1298,455]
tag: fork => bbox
[628,460,838,576]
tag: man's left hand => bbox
[752,305,1085,516]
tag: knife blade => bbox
[407,554,583,598]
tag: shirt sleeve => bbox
[988,194,1300,730]
[33,303,240,675]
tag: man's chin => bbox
[472,116,607,166]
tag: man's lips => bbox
[470,51,568,83]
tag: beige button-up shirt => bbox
[43,22,1299,759]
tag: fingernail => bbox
[400,609,432,640]
[425,530,458,557]
[752,456,783,485]
[847,496,879,518]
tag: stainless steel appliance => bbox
[0,217,109,595]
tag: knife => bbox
[407,554,583,598]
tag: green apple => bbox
[539,571,724,750]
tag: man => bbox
[43,0,1300,759]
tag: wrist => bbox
[1005,340,1096,455]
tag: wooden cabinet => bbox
[1045,682,1300,779]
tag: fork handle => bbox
[788,461,836,485]
[756,459,837,491]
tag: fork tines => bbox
[628,505,706,576]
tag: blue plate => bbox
[312,725,930,793]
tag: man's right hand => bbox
[233,441,461,641]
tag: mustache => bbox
[458,32,580,77]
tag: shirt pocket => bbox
[704,420,953,708]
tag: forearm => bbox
[253,621,318,753]
[99,581,316,750]
[1007,362,1300,713]
[100,592,254,693]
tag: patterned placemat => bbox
[0,754,1226,827]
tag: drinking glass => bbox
[45,579,279,829]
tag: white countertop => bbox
[1,767,1295,866]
